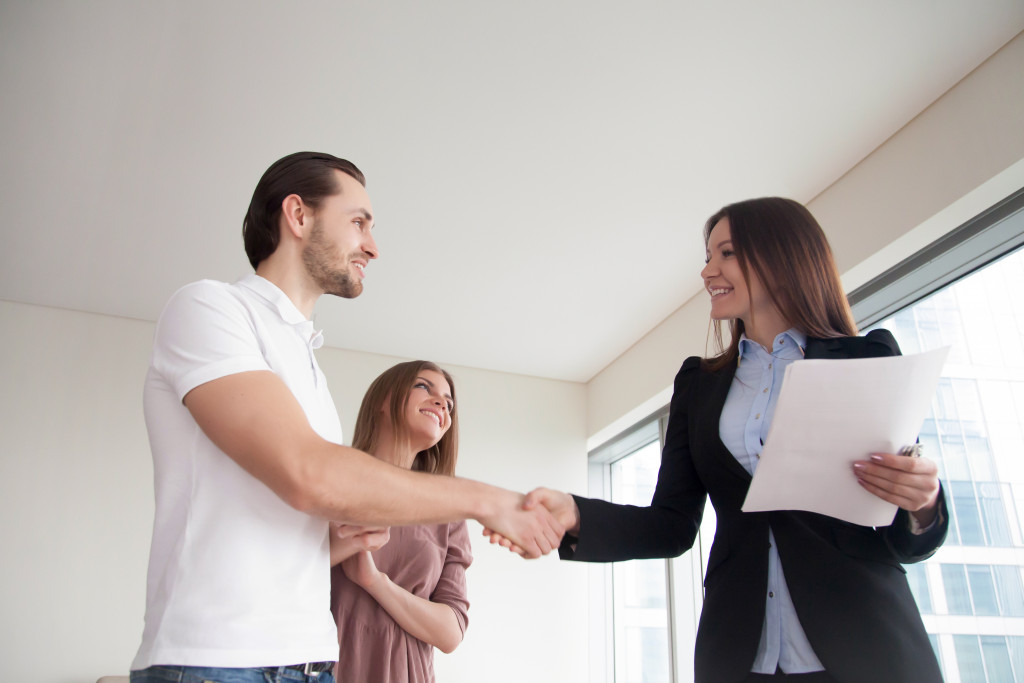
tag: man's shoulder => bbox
[159,278,251,320]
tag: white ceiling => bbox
[2,2,1022,382]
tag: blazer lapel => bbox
[698,360,754,483]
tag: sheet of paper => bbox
[741,345,950,526]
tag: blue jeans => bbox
[129,665,335,683]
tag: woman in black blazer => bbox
[492,198,947,683]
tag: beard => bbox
[301,218,363,299]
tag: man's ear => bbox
[280,194,310,239]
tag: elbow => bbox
[436,631,464,655]
[274,449,341,517]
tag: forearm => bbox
[362,573,465,653]
[298,441,501,526]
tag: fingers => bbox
[853,454,941,512]
[333,524,388,539]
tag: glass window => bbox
[994,565,1024,617]
[967,565,999,616]
[942,564,973,615]
[951,481,986,546]
[610,439,671,683]
[953,635,986,683]
[981,636,1014,682]
[905,563,932,614]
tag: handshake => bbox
[481,487,582,559]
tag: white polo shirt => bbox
[132,274,341,669]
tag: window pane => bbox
[610,440,670,683]
[942,564,973,615]
[953,635,986,683]
[952,481,986,546]
[905,563,932,614]
[1008,636,1024,681]
[993,565,1024,617]
[967,565,999,616]
[979,482,1013,547]
[981,636,1013,683]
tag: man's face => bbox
[301,170,378,299]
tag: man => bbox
[130,152,562,683]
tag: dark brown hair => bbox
[352,361,459,476]
[704,197,857,371]
[242,151,366,269]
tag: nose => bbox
[700,259,715,280]
[363,232,380,260]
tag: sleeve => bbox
[430,521,472,635]
[861,328,950,562]
[559,357,709,563]
[151,280,270,401]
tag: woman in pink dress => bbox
[329,360,471,683]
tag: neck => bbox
[742,311,792,350]
[371,428,419,470]
[255,256,322,319]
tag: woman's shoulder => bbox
[807,328,901,359]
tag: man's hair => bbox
[703,196,858,371]
[352,361,459,477]
[242,151,366,269]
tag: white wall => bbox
[0,300,588,683]
[586,31,1024,448]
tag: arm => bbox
[489,358,708,562]
[184,370,562,558]
[342,523,472,654]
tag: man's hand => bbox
[329,524,390,567]
[853,452,941,527]
[483,487,578,556]
[477,488,565,559]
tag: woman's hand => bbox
[483,487,579,554]
[853,452,941,527]
[342,549,383,590]
[329,523,390,566]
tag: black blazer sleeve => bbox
[560,356,708,562]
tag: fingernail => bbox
[870,454,884,462]
[853,462,865,470]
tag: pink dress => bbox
[330,521,472,682]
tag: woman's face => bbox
[700,217,772,328]
[403,368,454,450]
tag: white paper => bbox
[741,345,950,526]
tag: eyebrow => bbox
[708,238,733,251]
[354,209,374,227]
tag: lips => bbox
[707,286,733,298]
[419,409,443,427]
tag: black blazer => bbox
[561,329,947,683]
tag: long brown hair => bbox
[704,197,857,371]
[351,361,459,476]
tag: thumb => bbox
[522,488,545,510]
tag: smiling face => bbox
[301,170,378,299]
[403,369,454,452]
[700,217,778,334]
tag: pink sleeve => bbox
[430,520,473,635]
